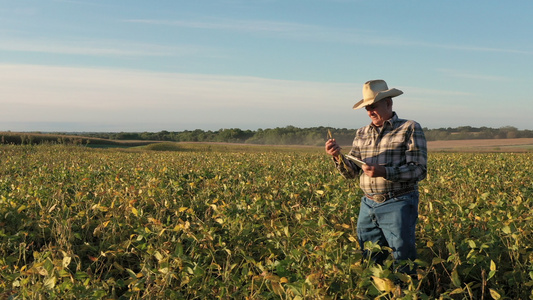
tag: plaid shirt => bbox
[335,113,427,195]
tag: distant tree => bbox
[64,125,533,145]
[500,126,519,139]
[114,132,141,140]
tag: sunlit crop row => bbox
[0,145,531,298]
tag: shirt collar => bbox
[388,112,399,126]
[370,112,398,130]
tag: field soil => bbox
[427,138,533,152]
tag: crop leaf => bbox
[372,276,394,292]
[502,225,511,234]
[489,288,501,300]
[488,260,496,280]
[44,276,56,289]
[451,269,461,288]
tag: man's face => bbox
[365,98,392,127]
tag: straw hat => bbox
[352,79,403,110]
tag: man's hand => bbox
[361,163,387,178]
[325,139,342,158]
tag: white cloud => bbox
[0,64,355,130]
[124,18,375,44]
[436,69,511,81]
[427,43,533,56]
[2,64,529,132]
[125,18,323,34]
[124,18,533,56]
[0,37,207,57]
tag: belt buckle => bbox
[373,194,387,203]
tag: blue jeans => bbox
[357,191,419,265]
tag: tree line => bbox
[78,125,533,146]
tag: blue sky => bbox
[1,0,532,132]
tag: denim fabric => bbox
[357,191,419,263]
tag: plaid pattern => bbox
[335,113,427,194]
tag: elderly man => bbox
[325,79,427,271]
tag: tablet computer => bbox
[345,154,366,168]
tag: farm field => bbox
[0,144,532,299]
[427,138,533,152]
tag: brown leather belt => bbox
[365,186,416,203]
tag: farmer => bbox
[325,79,427,272]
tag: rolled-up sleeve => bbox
[333,155,361,179]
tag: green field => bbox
[0,144,531,299]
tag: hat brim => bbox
[352,88,403,110]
